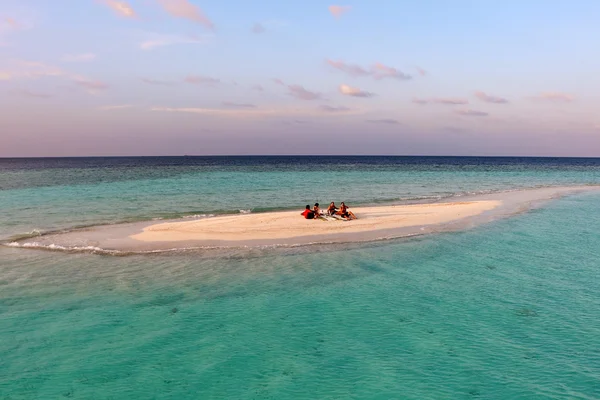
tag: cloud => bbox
[157,0,214,30]
[412,97,468,105]
[152,105,362,118]
[474,91,508,104]
[99,104,134,110]
[73,76,109,91]
[251,85,264,92]
[416,67,427,77]
[252,23,265,34]
[184,75,220,85]
[2,17,21,30]
[11,89,52,99]
[366,119,400,124]
[280,120,309,125]
[339,84,374,98]
[532,92,575,102]
[320,105,351,112]
[140,33,210,50]
[222,102,256,108]
[326,59,412,81]
[329,5,351,18]
[372,63,411,80]
[0,16,32,46]
[326,59,370,77]
[273,78,285,86]
[456,109,488,117]
[0,61,64,80]
[287,85,322,101]
[142,78,175,86]
[61,53,97,63]
[102,0,136,18]
[412,97,429,105]
[432,98,468,105]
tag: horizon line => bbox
[2,155,600,159]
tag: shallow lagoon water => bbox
[2,157,600,399]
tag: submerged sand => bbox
[131,201,501,243]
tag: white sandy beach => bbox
[130,201,502,243]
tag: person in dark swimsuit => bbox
[326,202,337,216]
[337,202,357,220]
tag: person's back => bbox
[301,205,315,219]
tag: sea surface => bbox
[1,156,600,399]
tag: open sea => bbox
[2,156,600,399]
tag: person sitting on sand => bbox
[337,202,357,220]
[313,203,322,217]
[326,202,338,216]
[301,205,316,219]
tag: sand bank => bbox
[131,201,501,243]
[5,186,599,253]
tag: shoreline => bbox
[4,185,600,254]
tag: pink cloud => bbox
[62,53,97,63]
[142,78,175,86]
[533,92,575,102]
[288,85,322,101]
[273,78,285,86]
[320,105,351,112]
[102,0,137,18]
[157,0,214,30]
[474,91,508,104]
[327,59,412,80]
[251,85,264,92]
[412,97,429,105]
[12,89,52,99]
[433,98,468,105]
[413,97,468,105]
[339,84,374,98]
[98,105,133,110]
[326,59,370,77]
[0,61,64,80]
[416,67,427,77]
[456,109,488,117]
[366,119,400,124]
[222,102,256,108]
[140,33,210,50]
[329,5,351,18]
[3,17,20,29]
[184,75,220,85]
[372,63,411,80]
[73,76,109,91]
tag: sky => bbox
[1,0,599,157]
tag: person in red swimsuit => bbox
[300,205,315,219]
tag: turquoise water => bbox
[2,157,600,399]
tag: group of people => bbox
[301,202,357,220]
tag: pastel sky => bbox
[1,0,599,157]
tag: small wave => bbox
[6,229,43,242]
[3,241,220,256]
[239,209,252,214]
[182,214,215,219]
